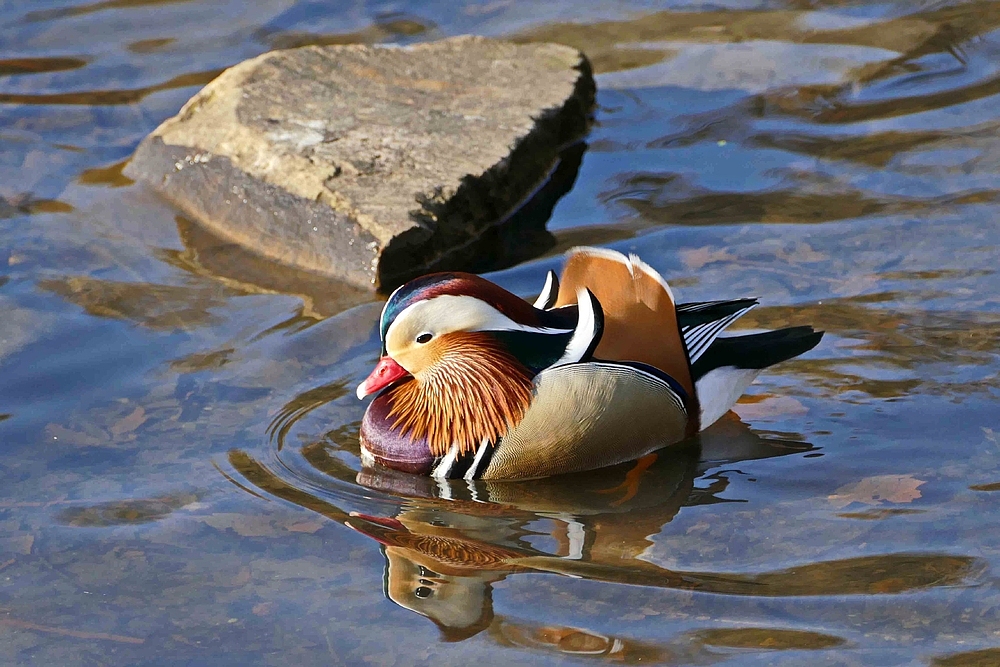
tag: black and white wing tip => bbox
[680,299,759,365]
[692,326,823,429]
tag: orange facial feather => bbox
[387,332,533,457]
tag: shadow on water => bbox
[228,412,982,644]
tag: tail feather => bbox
[692,326,823,380]
[692,327,823,430]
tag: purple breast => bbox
[359,386,435,475]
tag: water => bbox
[3,1,1000,664]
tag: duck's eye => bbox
[414,586,433,599]
[415,333,433,344]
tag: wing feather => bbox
[553,247,694,399]
[677,300,758,364]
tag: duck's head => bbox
[357,273,549,398]
[356,272,602,462]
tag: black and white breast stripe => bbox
[431,438,496,480]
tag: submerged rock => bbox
[125,36,594,290]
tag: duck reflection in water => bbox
[345,415,799,640]
[229,414,980,650]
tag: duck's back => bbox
[553,248,694,398]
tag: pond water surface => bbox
[3,1,1000,665]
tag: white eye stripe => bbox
[385,294,572,345]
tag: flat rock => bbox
[125,36,594,290]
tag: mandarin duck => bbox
[356,247,822,480]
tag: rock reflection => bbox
[76,159,134,188]
[226,418,980,641]
[163,215,376,319]
[38,275,235,330]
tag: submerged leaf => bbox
[828,474,925,509]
